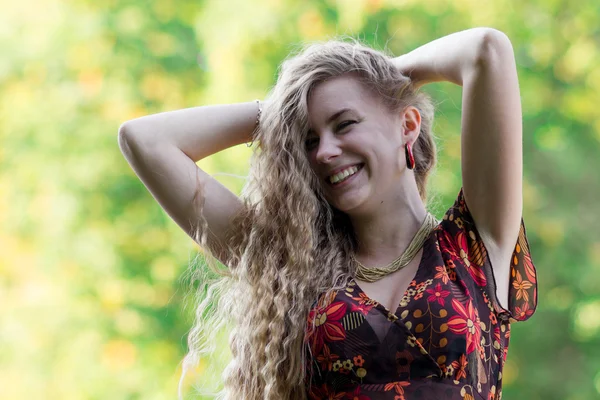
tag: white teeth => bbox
[329,165,360,184]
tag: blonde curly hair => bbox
[178,37,438,400]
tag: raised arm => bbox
[118,101,262,264]
[392,28,524,311]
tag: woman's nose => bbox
[315,135,342,164]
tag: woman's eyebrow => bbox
[307,108,355,135]
[326,108,353,124]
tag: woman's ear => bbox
[402,106,422,142]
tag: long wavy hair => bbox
[178,37,438,400]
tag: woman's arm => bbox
[119,101,261,162]
[391,27,498,87]
[117,101,263,264]
[395,28,524,310]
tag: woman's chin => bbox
[328,191,369,215]
[323,167,369,213]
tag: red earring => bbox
[405,143,415,170]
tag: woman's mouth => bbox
[327,163,364,188]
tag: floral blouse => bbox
[304,187,537,400]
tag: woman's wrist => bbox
[247,99,263,147]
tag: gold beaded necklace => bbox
[351,212,439,283]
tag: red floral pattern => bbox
[426,283,451,306]
[306,301,348,355]
[304,188,537,399]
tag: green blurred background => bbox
[2,0,600,398]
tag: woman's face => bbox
[306,74,420,214]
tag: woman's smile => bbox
[327,163,365,189]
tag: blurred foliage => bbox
[1,0,600,398]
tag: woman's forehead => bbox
[309,80,373,115]
[308,75,369,104]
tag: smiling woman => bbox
[118,28,537,400]
[304,73,426,217]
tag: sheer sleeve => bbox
[439,187,538,322]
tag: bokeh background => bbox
[2,0,600,398]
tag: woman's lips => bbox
[327,163,364,188]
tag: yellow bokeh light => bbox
[114,308,144,336]
[554,37,596,82]
[101,339,138,370]
[99,279,125,312]
[151,255,177,282]
[574,301,600,341]
[298,10,326,40]
[537,218,564,247]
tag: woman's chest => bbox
[331,244,502,361]
[352,247,424,313]
[314,272,504,384]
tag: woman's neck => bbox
[350,181,427,266]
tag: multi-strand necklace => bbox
[351,212,439,283]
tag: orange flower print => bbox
[478,341,486,360]
[451,354,468,380]
[384,381,410,396]
[426,283,451,306]
[434,265,450,284]
[489,311,497,325]
[355,292,379,306]
[514,300,534,321]
[512,271,533,303]
[447,298,481,354]
[448,270,457,282]
[306,301,347,354]
[308,383,346,400]
[344,386,370,400]
[353,355,365,367]
[316,344,339,372]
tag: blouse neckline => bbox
[351,225,438,318]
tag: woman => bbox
[118,27,537,400]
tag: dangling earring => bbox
[405,143,415,170]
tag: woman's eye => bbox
[337,120,356,130]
